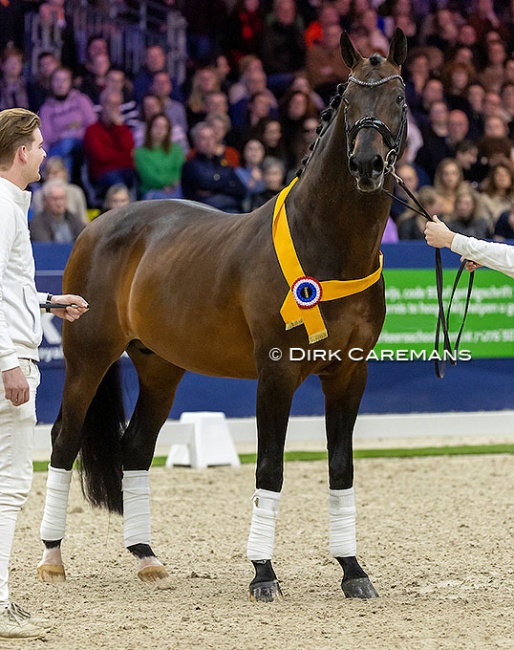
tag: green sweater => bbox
[134,144,185,195]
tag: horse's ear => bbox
[340,31,363,69]
[387,28,407,67]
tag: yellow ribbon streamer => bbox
[272,178,384,344]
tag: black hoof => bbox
[342,577,379,599]
[249,580,283,603]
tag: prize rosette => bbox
[292,276,323,309]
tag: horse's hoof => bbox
[341,577,379,598]
[37,564,66,583]
[249,580,283,603]
[137,565,169,582]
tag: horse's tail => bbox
[79,362,125,514]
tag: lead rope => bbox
[383,170,474,378]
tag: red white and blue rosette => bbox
[292,276,323,309]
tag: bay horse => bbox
[37,30,408,601]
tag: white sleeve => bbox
[450,233,514,280]
[0,199,19,370]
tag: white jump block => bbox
[165,412,241,469]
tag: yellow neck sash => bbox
[272,177,384,344]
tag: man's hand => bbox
[49,294,89,321]
[2,367,30,406]
[424,215,455,249]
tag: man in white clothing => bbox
[425,215,514,277]
[0,108,89,639]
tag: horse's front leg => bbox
[248,363,298,602]
[321,362,379,599]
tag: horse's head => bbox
[340,28,408,193]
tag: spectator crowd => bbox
[3,0,514,243]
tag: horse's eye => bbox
[396,95,405,105]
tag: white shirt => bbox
[451,233,514,280]
[0,176,46,371]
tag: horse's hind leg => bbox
[38,354,122,582]
[123,343,185,582]
[320,363,379,599]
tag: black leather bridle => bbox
[344,74,408,173]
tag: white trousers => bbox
[0,359,39,603]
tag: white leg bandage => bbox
[40,466,72,542]
[328,487,357,557]
[246,489,281,561]
[122,470,151,548]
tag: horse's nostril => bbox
[372,155,384,174]
[349,156,359,174]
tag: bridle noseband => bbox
[344,74,408,173]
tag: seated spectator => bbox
[397,186,444,240]
[250,156,286,209]
[39,67,96,183]
[224,0,265,68]
[103,66,139,128]
[29,179,86,242]
[304,2,341,49]
[279,89,320,168]
[446,186,491,238]
[493,203,514,240]
[446,109,470,155]
[79,50,111,105]
[288,72,325,111]
[181,122,246,212]
[259,0,306,97]
[186,67,221,128]
[150,70,189,154]
[389,162,420,223]
[27,51,60,112]
[432,158,466,217]
[288,115,319,179]
[229,68,278,129]
[465,81,486,139]
[235,137,266,210]
[31,156,88,225]
[233,91,277,146]
[305,22,349,106]
[454,139,487,186]
[205,113,240,166]
[132,93,165,147]
[134,113,185,199]
[205,91,230,118]
[133,44,167,105]
[478,39,508,94]
[404,50,431,119]
[441,60,475,113]
[415,100,451,181]
[477,114,514,167]
[0,45,28,110]
[478,160,514,228]
[410,77,444,131]
[228,55,265,105]
[100,183,132,214]
[353,8,390,56]
[214,54,233,96]
[37,0,78,73]
[253,117,290,169]
[83,89,137,196]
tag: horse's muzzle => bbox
[349,153,385,192]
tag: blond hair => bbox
[0,108,40,169]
